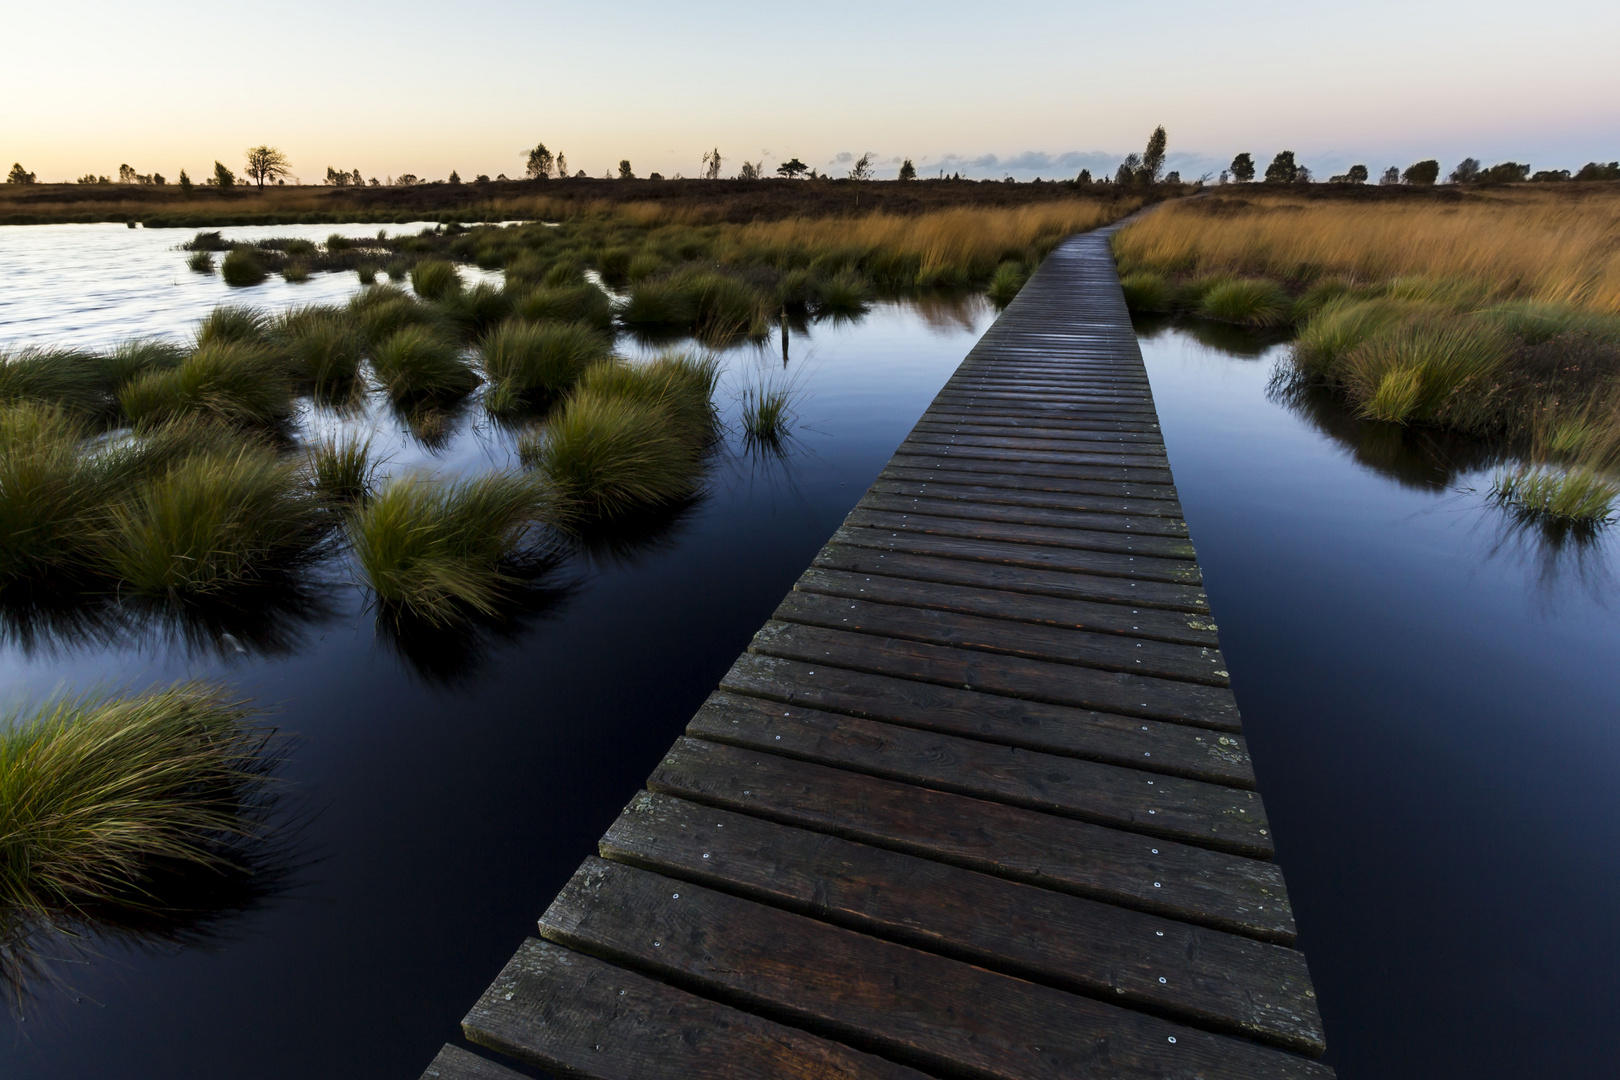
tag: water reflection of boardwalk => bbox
[422,227,1334,1080]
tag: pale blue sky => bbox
[5,0,1617,183]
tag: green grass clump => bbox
[481,320,609,414]
[409,259,461,300]
[272,308,362,392]
[1197,278,1292,326]
[740,377,798,448]
[621,278,698,328]
[187,251,215,274]
[0,681,272,923]
[306,432,375,503]
[520,390,704,521]
[576,353,720,445]
[97,341,187,398]
[773,269,817,311]
[512,285,613,330]
[439,281,513,340]
[93,444,330,596]
[1292,297,1425,379]
[119,341,292,428]
[1119,271,1171,313]
[220,248,267,287]
[0,348,110,417]
[369,327,479,406]
[0,404,115,583]
[1343,319,1510,426]
[349,472,548,624]
[814,270,872,314]
[196,306,268,347]
[349,287,445,344]
[281,262,311,284]
[987,262,1027,307]
[627,252,666,282]
[1493,466,1618,525]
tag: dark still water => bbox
[1,225,1615,1078]
[1137,320,1620,1080]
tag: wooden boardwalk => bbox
[421,226,1332,1080]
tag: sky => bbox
[4,0,1617,184]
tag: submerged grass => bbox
[0,681,273,924]
[349,472,549,625]
[1493,466,1618,525]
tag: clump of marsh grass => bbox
[97,341,187,399]
[0,348,110,418]
[369,327,479,406]
[986,262,1028,307]
[281,262,311,284]
[439,282,513,340]
[621,278,698,329]
[481,320,609,415]
[576,352,721,445]
[220,248,268,288]
[813,269,872,315]
[409,259,461,301]
[187,251,215,274]
[511,285,613,330]
[119,341,293,428]
[0,681,276,929]
[0,404,117,584]
[356,264,378,286]
[349,287,446,344]
[195,306,269,347]
[520,391,704,521]
[1492,465,1618,527]
[1197,278,1292,327]
[1291,297,1424,379]
[1119,271,1172,314]
[1342,319,1510,426]
[349,472,550,625]
[93,444,332,597]
[739,373,800,451]
[270,307,362,392]
[306,433,376,504]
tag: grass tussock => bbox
[1493,466,1618,526]
[306,433,375,503]
[511,284,613,330]
[521,391,703,521]
[119,341,292,428]
[271,307,363,392]
[220,248,267,288]
[409,259,461,300]
[480,320,609,414]
[0,349,110,418]
[93,444,331,597]
[1197,278,1292,326]
[0,681,274,924]
[349,472,549,624]
[368,327,479,405]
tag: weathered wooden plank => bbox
[772,590,1230,687]
[647,738,1294,940]
[749,620,1241,729]
[794,566,1217,645]
[464,937,926,1080]
[813,543,1209,613]
[888,451,1172,483]
[540,860,1330,1079]
[847,506,1197,559]
[831,524,1204,587]
[920,407,1164,434]
[881,463,1181,504]
[912,419,1165,444]
[419,1044,532,1080]
[895,441,1174,473]
[869,478,1186,518]
[720,652,1255,787]
[858,491,1189,537]
[688,692,1269,854]
[601,792,1325,1054]
[905,430,1169,461]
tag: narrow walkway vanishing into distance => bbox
[420,224,1334,1080]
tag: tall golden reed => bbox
[1114,188,1620,312]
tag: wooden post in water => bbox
[781,307,790,367]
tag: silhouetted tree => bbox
[213,161,236,189]
[1476,161,1530,185]
[1264,151,1299,183]
[556,153,568,177]
[448,170,461,185]
[5,163,35,184]
[1163,170,1180,184]
[1530,170,1571,182]
[737,161,762,179]
[1574,161,1620,181]
[1115,153,1142,185]
[898,158,917,181]
[848,153,874,180]
[1379,166,1401,185]
[118,163,137,184]
[1140,126,1168,183]
[1402,159,1439,186]
[702,148,722,179]
[618,160,634,179]
[244,146,291,189]
[178,169,192,194]
[1229,153,1255,183]
[1450,158,1481,184]
[525,144,554,179]
[776,157,808,178]
[1076,168,1092,185]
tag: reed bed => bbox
[1116,188,1620,496]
